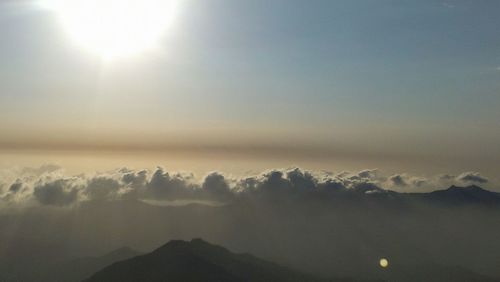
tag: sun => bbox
[41,0,178,59]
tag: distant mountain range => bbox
[349,185,500,207]
[421,185,500,205]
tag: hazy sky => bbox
[0,0,499,177]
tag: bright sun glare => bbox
[41,0,178,59]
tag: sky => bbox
[0,0,499,183]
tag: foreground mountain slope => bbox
[84,238,345,282]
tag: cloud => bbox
[0,165,494,207]
[122,169,148,189]
[21,164,62,176]
[9,180,23,193]
[456,172,488,184]
[201,172,233,200]
[357,169,379,180]
[145,168,196,200]
[387,174,430,189]
[85,177,122,201]
[411,177,428,188]
[388,174,408,187]
[33,179,80,206]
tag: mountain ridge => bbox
[420,185,500,205]
[84,238,354,282]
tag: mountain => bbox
[422,185,500,205]
[84,239,350,282]
[40,247,141,282]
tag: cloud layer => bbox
[0,165,493,207]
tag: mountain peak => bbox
[426,185,500,205]
[190,237,208,244]
[155,238,222,252]
[85,239,328,282]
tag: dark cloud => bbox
[456,172,488,184]
[243,168,323,198]
[201,172,232,200]
[357,169,378,179]
[287,168,316,192]
[85,177,121,201]
[9,180,23,193]
[317,178,346,192]
[145,168,195,200]
[388,174,407,187]
[33,179,79,206]
[122,169,148,189]
[352,182,384,194]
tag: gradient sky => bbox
[0,0,499,177]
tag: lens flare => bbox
[379,258,389,268]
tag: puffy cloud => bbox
[456,172,488,184]
[385,174,432,189]
[410,177,428,188]
[357,169,379,180]
[351,182,384,194]
[317,178,346,192]
[0,165,494,207]
[85,177,122,201]
[9,180,23,193]
[287,168,316,191]
[122,169,148,189]
[388,174,408,187]
[145,168,195,199]
[33,179,80,206]
[201,172,233,200]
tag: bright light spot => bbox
[379,258,389,268]
[40,0,179,59]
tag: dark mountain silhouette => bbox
[82,238,500,282]
[40,247,141,282]
[84,238,352,282]
[422,185,500,205]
